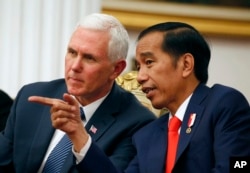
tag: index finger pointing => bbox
[28,96,63,106]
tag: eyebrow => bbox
[135,52,154,66]
[67,47,76,52]
[140,52,154,59]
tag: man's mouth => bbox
[142,87,155,94]
[69,76,82,82]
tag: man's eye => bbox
[68,50,77,56]
[145,60,153,65]
[85,55,93,60]
[84,54,96,62]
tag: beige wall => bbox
[208,36,250,102]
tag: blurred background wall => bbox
[103,0,250,103]
[0,0,250,103]
[0,0,101,98]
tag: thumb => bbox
[63,93,79,109]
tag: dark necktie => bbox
[42,107,85,173]
[166,116,182,173]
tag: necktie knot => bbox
[169,116,181,132]
[80,107,86,121]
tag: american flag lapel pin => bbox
[186,113,196,134]
[89,125,98,134]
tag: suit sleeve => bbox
[77,142,121,173]
[212,89,250,172]
[0,90,18,172]
[0,90,13,131]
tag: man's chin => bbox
[67,88,82,96]
[151,101,165,110]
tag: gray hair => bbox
[76,13,129,62]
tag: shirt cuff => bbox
[72,135,92,164]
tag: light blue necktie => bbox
[42,107,85,173]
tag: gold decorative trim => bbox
[102,0,250,38]
[116,71,167,116]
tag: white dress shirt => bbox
[169,94,192,133]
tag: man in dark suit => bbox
[73,22,250,173]
[0,13,156,173]
[0,90,13,131]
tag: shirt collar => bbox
[170,94,192,122]
[79,92,110,123]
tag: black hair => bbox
[137,22,211,84]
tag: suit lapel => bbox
[25,81,67,172]
[175,84,210,163]
[26,105,55,172]
[86,110,115,141]
[85,83,120,141]
[176,103,204,161]
[146,115,169,173]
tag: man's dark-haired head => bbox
[137,22,211,84]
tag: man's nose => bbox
[71,57,83,71]
[137,69,148,85]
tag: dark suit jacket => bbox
[0,90,13,131]
[128,84,250,173]
[79,83,250,173]
[0,79,156,173]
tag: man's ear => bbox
[182,53,194,78]
[110,59,127,80]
